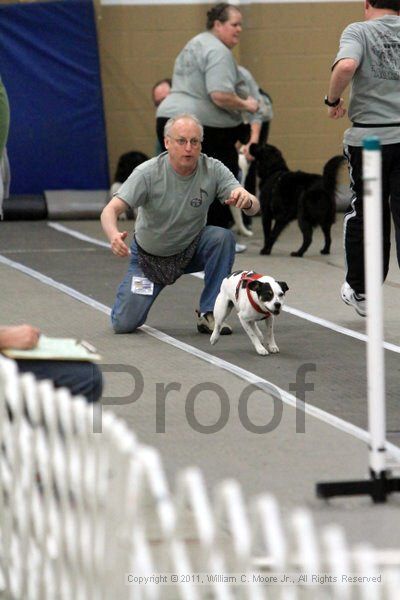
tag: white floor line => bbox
[48,221,400,354]
[0,248,97,254]
[48,222,110,248]
[0,254,110,316]
[2,251,400,464]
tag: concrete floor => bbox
[1,215,400,554]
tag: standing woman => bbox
[156,3,258,227]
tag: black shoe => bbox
[196,311,232,335]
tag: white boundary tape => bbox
[2,251,400,463]
[48,222,110,249]
[48,222,400,355]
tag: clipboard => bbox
[2,335,101,362]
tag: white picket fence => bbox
[0,354,399,600]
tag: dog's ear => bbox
[278,281,289,293]
[247,280,262,292]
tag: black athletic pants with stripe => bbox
[344,143,400,295]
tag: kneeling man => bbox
[101,114,259,335]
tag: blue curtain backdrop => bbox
[0,0,109,194]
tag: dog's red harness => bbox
[235,271,271,318]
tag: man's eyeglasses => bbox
[167,136,202,147]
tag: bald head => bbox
[152,79,171,107]
[163,114,204,140]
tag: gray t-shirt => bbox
[334,15,400,146]
[116,152,240,256]
[157,31,248,128]
[238,66,273,125]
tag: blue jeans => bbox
[111,226,235,333]
[16,360,103,403]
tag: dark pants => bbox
[156,117,248,228]
[344,143,400,294]
[16,360,103,403]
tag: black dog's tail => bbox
[323,155,346,195]
[322,155,347,222]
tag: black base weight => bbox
[316,470,400,504]
[3,195,48,220]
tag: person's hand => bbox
[1,325,40,350]
[327,99,346,119]
[244,96,259,114]
[241,144,255,162]
[225,187,253,210]
[110,231,130,257]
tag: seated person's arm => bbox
[0,325,40,350]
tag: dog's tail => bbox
[322,155,347,195]
[322,155,347,222]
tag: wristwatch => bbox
[324,95,340,108]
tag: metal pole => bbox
[316,137,400,500]
[362,136,386,477]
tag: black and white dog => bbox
[210,270,289,355]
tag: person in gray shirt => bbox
[101,114,260,335]
[325,0,400,317]
[156,3,258,229]
[238,65,273,198]
[238,66,273,162]
[151,78,172,155]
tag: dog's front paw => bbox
[256,345,269,356]
[320,248,330,255]
[260,247,271,256]
[267,344,280,354]
[210,332,218,345]
[290,251,303,257]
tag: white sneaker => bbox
[341,282,366,317]
[235,242,247,254]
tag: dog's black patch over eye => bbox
[248,281,274,302]
[260,287,274,302]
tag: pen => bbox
[78,340,97,354]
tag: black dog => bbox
[110,150,149,220]
[113,150,149,185]
[250,144,346,257]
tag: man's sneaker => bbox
[341,282,367,317]
[196,311,232,335]
[235,242,247,254]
